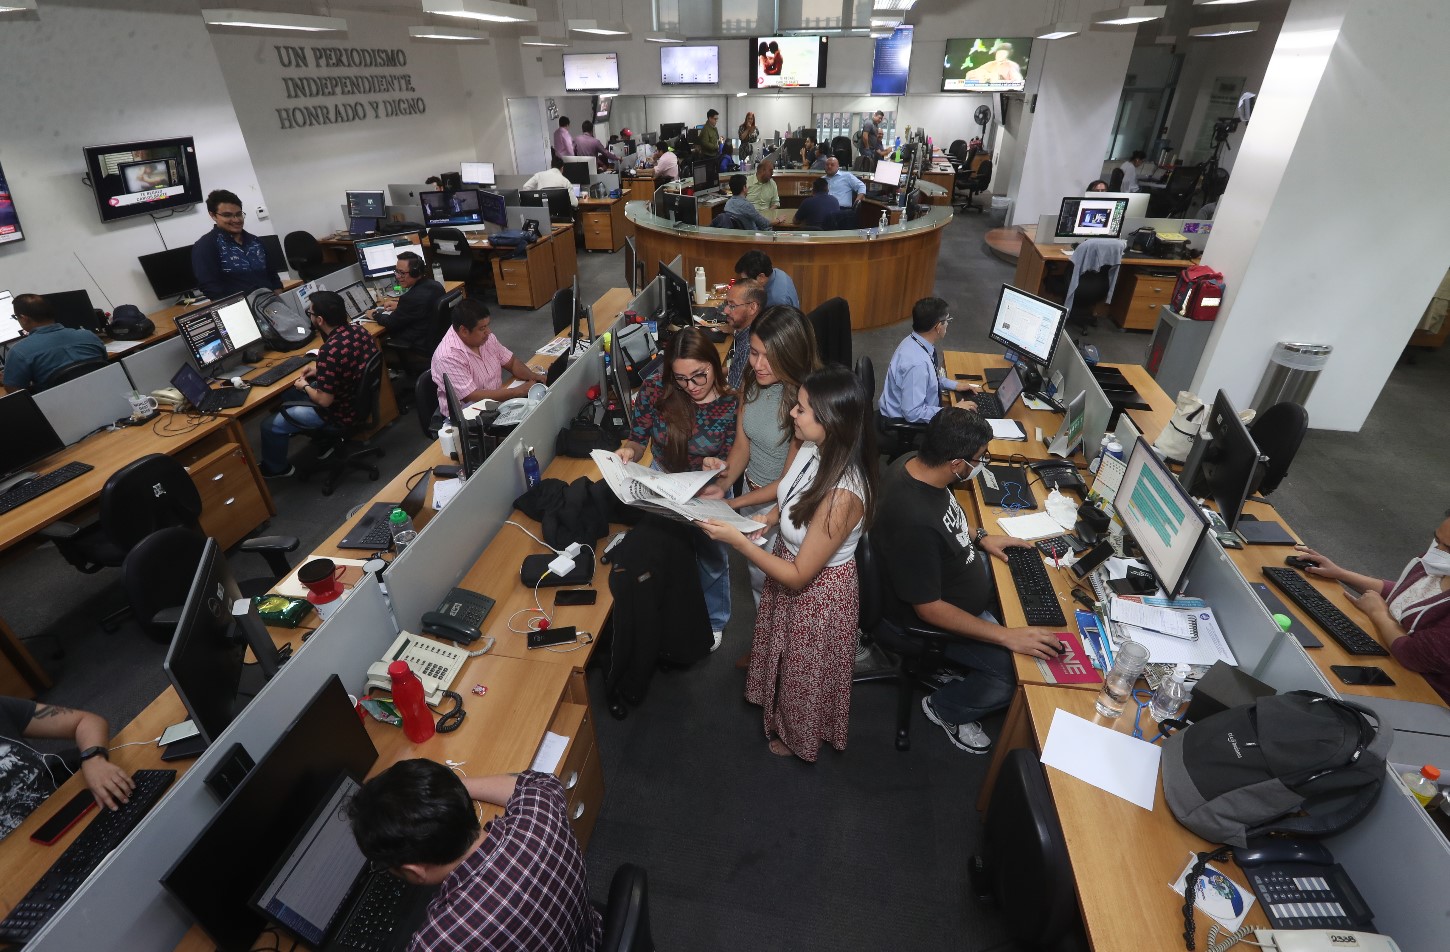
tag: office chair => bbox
[1065,266,1112,336]
[282,231,331,282]
[954,160,993,213]
[295,350,386,495]
[1159,165,1200,217]
[1249,402,1309,495]
[830,135,852,168]
[427,227,489,295]
[710,210,746,230]
[600,863,654,952]
[122,527,298,643]
[1108,167,1125,192]
[805,297,851,368]
[414,370,443,439]
[35,357,109,392]
[947,139,968,166]
[550,287,575,336]
[384,288,461,414]
[853,355,875,406]
[970,749,1089,952]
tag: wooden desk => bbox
[579,195,628,252]
[491,225,577,310]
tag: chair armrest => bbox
[886,419,929,436]
[239,535,300,553]
[37,522,82,542]
[151,607,184,628]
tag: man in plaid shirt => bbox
[346,760,602,951]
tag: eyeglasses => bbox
[721,300,747,311]
[672,369,711,388]
[215,211,245,220]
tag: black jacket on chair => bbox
[377,278,444,351]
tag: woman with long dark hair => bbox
[699,367,878,761]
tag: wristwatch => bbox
[79,746,109,762]
[973,527,989,549]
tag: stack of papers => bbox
[988,418,1026,441]
[591,451,764,532]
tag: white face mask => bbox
[1422,543,1450,577]
[955,459,985,484]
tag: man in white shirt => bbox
[1117,151,1145,193]
[522,156,579,207]
[652,146,680,183]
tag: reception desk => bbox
[626,199,950,330]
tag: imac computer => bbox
[658,260,694,332]
[478,190,508,228]
[420,188,483,229]
[353,232,424,281]
[988,284,1067,392]
[344,190,385,235]
[1085,190,1149,220]
[1052,196,1130,244]
[442,371,488,478]
[1116,439,1211,598]
[1179,389,1269,536]
[460,161,495,187]
[873,159,904,188]
[138,247,201,301]
[175,295,264,377]
[0,390,65,493]
[0,290,22,345]
[518,188,573,223]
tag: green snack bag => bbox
[252,594,311,628]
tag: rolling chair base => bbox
[292,439,385,496]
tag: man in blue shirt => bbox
[794,178,841,230]
[734,250,799,310]
[879,297,980,424]
[1,294,106,391]
[190,189,282,302]
[822,156,865,209]
[720,174,771,231]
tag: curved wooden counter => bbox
[626,201,951,330]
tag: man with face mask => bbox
[1294,516,1450,704]
[874,407,1068,754]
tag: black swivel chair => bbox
[295,350,386,495]
[954,160,993,213]
[550,286,576,336]
[830,135,853,169]
[854,355,875,407]
[600,864,654,952]
[283,230,332,282]
[1108,166,1125,192]
[427,227,490,295]
[414,370,443,439]
[805,297,851,368]
[384,288,462,413]
[35,358,110,392]
[1249,402,1309,496]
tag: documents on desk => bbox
[987,418,1026,441]
[1109,600,1237,667]
[1039,707,1161,810]
[530,731,569,773]
[431,476,462,510]
[591,450,764,532]
[998,511,1074,540]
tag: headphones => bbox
[399,254,425,278]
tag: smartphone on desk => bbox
[554,589,597,606]
[1330,664,1395,687]
[30,789,97,845]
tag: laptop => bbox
[338,469,431,550]
[251,774,436,952]
[170,363,249,413]
[971,363,1025,420]
[336,282,376,321]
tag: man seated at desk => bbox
[374,252,445,351]
[734,249,799,310]
[720,174,771,231]
[573,120,615,171]
[190,188,283,302]
[1,293,106,391]
[344,760,603,951]
[1,696,135,841]
[822,156,865,209]
[879,297,978,424]
[650,145,680,184]
[875,409,1068,754]
[1117,151,1145,193]
[745,160,780,213]
[522,156,579,208]
[260,291,377,478]
[794,178,840,230]
[431,299,545,416]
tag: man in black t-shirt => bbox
[874,408,1068,754]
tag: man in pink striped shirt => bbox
[430,299,545,418]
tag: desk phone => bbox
[1233,839,1375,932]
[365,632,468,705]
[420,586,495,644]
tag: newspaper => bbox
[590,450,765,532]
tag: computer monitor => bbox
[561,157,593,187]
[989,284,1066,371]
[419,188,483,228]
[623,236,642,294]
[656,190,695,225]
[1085,190,1149,220]
[335,281,374,320]
[1116,438,1211,598]
[1179,389,1268,532]
[658,260,693,330]
[161,675,378,952]
[781,137,806,167]
[441,371,486,479]
[518,188,573,222]
[0,390,64,492]
[162,538,280,757]
[139,247,201,301]
[40,289,101,333]
[345,190,384,219]
[175,295,264,376]
[478,190,508,227]
[659,122,686,142]
[1053,196,1130,243]
[873,159,904,188]
[0,290,21,345]
[690,160,719,192]
[353,232,424,280]
[460,161,495,186]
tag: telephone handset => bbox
[364,632,468,706]
[1030,459,1086,493]
[1232,838,1376,933]
[419,587,496,644]
[1253,930,1400,952]
[151,387,185,408]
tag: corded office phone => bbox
[1251,930,1400,952]
[1030,459,1086,492]
[419,586,495,644]
[1232,839,1376,933]
[151,387,185,408]
[364,632,467,705]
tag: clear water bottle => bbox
[1095,640,1149,718]
[388,507,417,552]
[1149,664,1193,722]
[523,446,542,488]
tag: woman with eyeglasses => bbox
[698,367,878,762]
[617,326,737,648]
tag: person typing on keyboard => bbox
[0,697,134,841]
[878,297,980,426]
[429,299,545,417]
[873,409,1067,755]
[1295,516,1450,704]
[344,760,602,952]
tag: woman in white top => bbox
[699,366,878,761]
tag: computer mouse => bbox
[1285,555,1319,570]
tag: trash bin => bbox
[1250,342,1332,415]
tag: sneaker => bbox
[921,696,991,754]
[262,464,295,479]
[710,630,723,652]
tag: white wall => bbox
[0,0,269,311]
[1168,16,1285,169]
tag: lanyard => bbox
[912,335,939,375]
[782,453,818,512]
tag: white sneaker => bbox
[921,696,991,754]
[711,630,723,652]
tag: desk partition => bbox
[120,337,189,397]
[34,363,134,446]
[1048,332,1113,456]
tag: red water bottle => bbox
[388,660,436,743]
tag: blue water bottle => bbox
[523,446,541,488]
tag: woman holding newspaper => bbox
[698,367,879,761]
[617,326,737,648]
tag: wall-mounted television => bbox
[941,38,1032,92]
[871,26,914,96]
[594,94,613,121]
[661,45,719,86]
[749,35,829,89]
[563,52,620,92]
[0,161,24,245]
[83,136,204,224]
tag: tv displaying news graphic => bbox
[0,162,24,245]
[749,35,829,89]
[563,52,620,92]
[661,45,719,85]
[871,26,914,96]
[83,136,204,224]
[941,37,1031,92]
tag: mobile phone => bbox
[30,789,97,845]
[954,373,984,381]
[1330,665,1395,687]
[528,625,579,649]
[554,589,597,606]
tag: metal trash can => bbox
[1250,342,1332,415]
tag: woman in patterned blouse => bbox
[618,326,737,646]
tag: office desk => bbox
[579,195,629,252]
[124,281,306,355]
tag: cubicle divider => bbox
[33,362,135,446]
[30,578,398,952]
[1049,331,1113,456]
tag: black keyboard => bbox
[969,392,1004,419]
[339,501,398,550]
[333,874,414,952]
[250,354,316,387]
[0,769,176,945]
[0,462,94,517]
[1005,546,1067,627]
[1261,567,1388,656]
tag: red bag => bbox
[1172,265,1226,321]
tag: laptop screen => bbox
[996,362,1025,413]
[170,363,212,406]
[336,282,374,320]
[0,291,19,345]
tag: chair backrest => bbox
[806,297,852,368]
[600,863,654,952]
[428,288,464,352]
[854,354,875,405]
[710,211,744,230]
[1108,166,1125,191]
[856,534,884,634]
[37,357,109,392]
[100,454,204,549]
[971,160,994,189]
[283,230,323,268]
[346,350,385,435]
[550,286,575,335]
[1249,401,1309,495]
[123,526,208,643]
[948,139,968,161]
[415,369,440,437]
[427,228,476,282]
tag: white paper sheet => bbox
[1040,708,1162,811]
[988,418,1026,440]
[530,731,570,774]
[431,477,462,510]
[998,511,1072,540]
[1113,608,1236,667]
[104,339,143,355]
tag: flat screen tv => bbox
[941,37,1031,92]
[749,35,829,89]
[871,26,914,96]
[563,52,620,92]
[0,161,25,245]
[661,45,720,86]
[83,136,204,223]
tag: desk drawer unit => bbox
[1111,270,1178,330]
[547,701,603,850]
[492,253,551,309]
[189,443,269,549]
[583,210,618,252]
